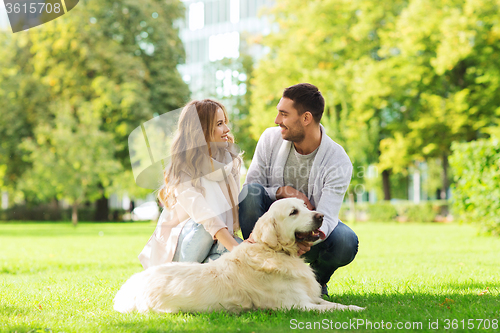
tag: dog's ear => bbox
[252,214,279,249]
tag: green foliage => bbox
[1,222,499,332]
[249,0,500,199]
[19,103,121,207]
[376,0,500,177]
[367,202,398,222]
[450,138,500,235]
[249,0,411,193]
[405,203,437,223]
[0,165,5,188]
[364,200,446,222]
[0,204,126,222]
[422,158,450,200]
[0,204,63,222]
[0,35,51,188]
[0,0,189,208]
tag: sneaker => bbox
[321,284,329,297]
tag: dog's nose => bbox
[314,213,324,222]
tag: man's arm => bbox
[314,162,353,240]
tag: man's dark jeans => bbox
[238,183,358,285]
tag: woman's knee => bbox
[189,222,214,247]
[174,220,214,262]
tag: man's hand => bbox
[276,186,315,210]
[247,232,312,256]
[297,241,313,256]
[244,233,256,244]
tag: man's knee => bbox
[238,183,269,239]
[324,222,359,266]
[239,183,267,205]
[336,222,359,266]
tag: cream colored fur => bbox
[113,198,364,313]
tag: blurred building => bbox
[176,0,274,100]
[0,1,10,31]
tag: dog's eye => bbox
[290,208,299,216]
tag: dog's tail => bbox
[113,272,144,313]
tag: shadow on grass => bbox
[95,291,500,333]
[4,291,499,333]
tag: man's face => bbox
[275,97,305,142]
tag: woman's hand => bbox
[214,227,240,251]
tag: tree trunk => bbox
[72,202,78,226]
[441,153,449,200]
[94,194,109,221]
[382,169,391,201]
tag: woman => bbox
[139,99,242,268]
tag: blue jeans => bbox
[172,219,243,263]
[238,183,359,285]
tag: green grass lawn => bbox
[0,221,499,333]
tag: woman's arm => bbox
[175,173,239,250]
[175,179,227,237]
[214,227,240,251]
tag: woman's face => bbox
[212,108,230,142]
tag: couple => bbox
[139,83,358,297]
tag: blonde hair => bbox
[158,99,241,208]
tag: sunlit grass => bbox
[0,221,499,332]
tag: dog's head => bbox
[251,198,325,256]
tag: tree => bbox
[450,136,500,236]
[250,0,500,202]
[0,35,51,192]
[20,103,121,225]
[377,0,500,199]
[249,0,407,201]
[0,0,190,217]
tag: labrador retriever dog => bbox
[113,198,364,313]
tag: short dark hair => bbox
[283,83,325,123]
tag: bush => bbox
[1,204,63,221]
[60,207,97,222]
[405,203,437,222]
[450,138,500,236]
[363,201,447,223]
[367,202,398,222]
[432,200,450,216]
[0,205,127,222]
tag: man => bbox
[239,83,358,297]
